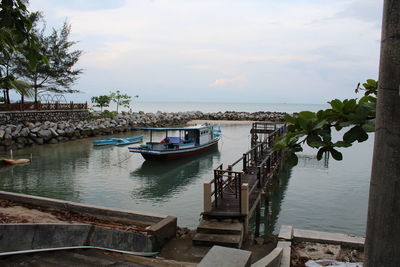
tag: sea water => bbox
[0,102,370,236]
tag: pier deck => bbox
[193,122,286,248]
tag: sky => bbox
[29,0,383,104]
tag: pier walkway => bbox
[193,122,287,248]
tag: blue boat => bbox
[92,135,144,146]
[128,123,220,161]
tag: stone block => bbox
[198,245,252,267]
[278,225,293,241]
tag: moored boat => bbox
[128,123,220,160]
[92,135,144,146]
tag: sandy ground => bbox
[160,231,277,264]
[0,200,149,231]
[0,205,63,223]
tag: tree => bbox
[91,95,111,112]
[0,1,44,103]
[364,1,400,265]
[15,20,82,102]
[0,0,45,69]
[109,90,133,113]
[273,79,377,165]
[275,1,400,265]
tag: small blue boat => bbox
[92,135,144,146]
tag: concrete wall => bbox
[0,191,177,250]
[0,223,154,252]
[0,110,89,125]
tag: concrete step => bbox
[192,232,242,248]
[197,220,243,235]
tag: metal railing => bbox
[0,102,88,111]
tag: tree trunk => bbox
[5,89,10,104]
[364,1,400,266]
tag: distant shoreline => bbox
[187,120,258,125]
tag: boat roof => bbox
[135,124,211,131]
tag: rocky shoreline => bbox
[0,110,288,151]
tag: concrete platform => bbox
[293,229,365,248]
[197,220,243,235]
[193,233,243,248]
[278,225,293,241]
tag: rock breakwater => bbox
[0,111,287,151]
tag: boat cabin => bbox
[137,124,216,150]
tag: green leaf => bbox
[286,152,298,166]
[343,99,357,113]
[333,141,352,148]
[298,111,316,120]
[312,119,328,131]
[306,132,323,147]
[329,99,343,112]
[362,120,375,132]
[284,114,297,125]
[317,147,327,160]
[329,148,343,160]
[343,126,369,143]
[297,117,309,131]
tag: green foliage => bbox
[101,110,117,119]
[273,79,377,165]
[0,2,45,103]
[0,0,45,70]
[14,20,83,101]
[109,90,134,113]
[91,95,111,112]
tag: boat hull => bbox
[138,140,219,161]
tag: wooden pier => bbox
[193,122,287,248]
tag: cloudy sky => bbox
[29,0,382,104]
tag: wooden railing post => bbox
[213,170,218,208]
[203,181,212,213]
[241,183,249,215]
[257,166,261,188]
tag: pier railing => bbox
[203,122,286,215]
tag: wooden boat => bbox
[2,158,30,165]
[128,123,220,161]
[92,135,144,146]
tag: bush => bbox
[102,110,117,119]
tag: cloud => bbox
[210,76,247,88]
[28,0,382,103]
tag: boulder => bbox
[34,138,44,145]
[0,130,5,139]
[49,128,59,137]
[38,129,52,139]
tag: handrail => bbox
[0,102,88,111]
[207,122,287,214]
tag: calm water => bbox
[94,101,329,113]
[0,103,372,236]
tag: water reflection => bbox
[251,154,330,236]
[130,149,221,200]
[0,141,90,201]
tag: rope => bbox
[112,154,133,166]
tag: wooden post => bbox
[203,181,212,213]
[241,183,249,215]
